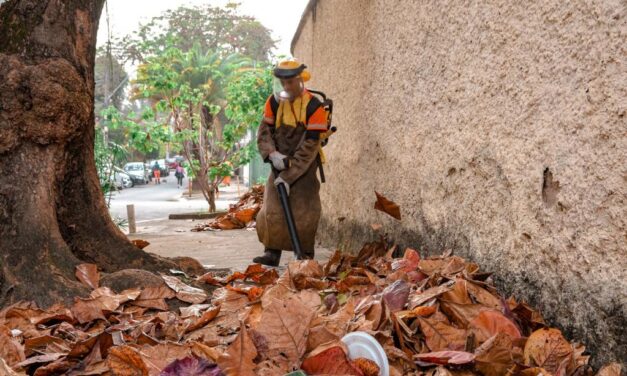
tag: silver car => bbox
[123,162,150,185]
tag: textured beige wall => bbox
[293,0,626,367]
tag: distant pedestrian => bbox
[152,161,161,184]
[175,164,185,188]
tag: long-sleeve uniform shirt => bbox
[256,90,327,252]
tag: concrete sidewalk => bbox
[127,218,332,271]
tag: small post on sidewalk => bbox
[236,175,240,196]
[127,204,136,234]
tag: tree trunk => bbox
[0,0,175,308]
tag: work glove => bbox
[274,176,290,196]
[269,151,288,171]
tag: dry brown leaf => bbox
[523,328,573,373]
[224,271,247,284]
[107,346,149,376]
[0,357,23,376]
[132,299,168,311]
[217,322,257,376]
[409,283,454,309]
[179,304,212,318]
[137,284,176,301]
[256,269,279,285]
[439,301,490,328]
[399,305,437,319]
[189,342,221,363]
[301,346,364,376]
[256,295,316,367]
[185,305,221,333]
[161,275,207,304]
[391,248,421,273]
[71,297,114,324]
[474,333,514,376]
[417,259,447,276]
[132,284,175,310]
[469,310,521,343]
[24,335,68,352]
[596,362,622,376]
[414,351,475,366]
[374,191,401,220]
[32,358,73,376]
[75,264,100,290]
[465,281,503,310]
[511,301,546,330]
[0,326,25,367]
[441,256,467,276]
[196,272,223,286]
[417,316,467,351]
[138,343,191,376]
[131,239,150,249]
[441,278,472,304]
[212,288,249,314]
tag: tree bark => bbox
[0,0,175,308]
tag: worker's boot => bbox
[252,249,282,267]
[302,250,315,260]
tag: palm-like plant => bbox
[132,44,251,211]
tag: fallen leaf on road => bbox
[161,275,208,304]
[107,346,148,376]
[138,343,191,376]
[256,296,315,368]
[217,322,257,376]
[185,306,221,333]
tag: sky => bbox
[96,0,309,57]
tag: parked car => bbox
[114,166,133,188]
[123,162,150,185]
[148,159,170,177]
[166,155,185,169]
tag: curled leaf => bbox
[374,191,401,220]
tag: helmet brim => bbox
[273,64,306,79]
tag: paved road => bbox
[108,173,240,223]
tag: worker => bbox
[253,59,328,266]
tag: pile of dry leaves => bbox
[192,185,264,231]
[0,239,621,376]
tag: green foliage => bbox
[116,4,275,63]
[100,106,169,155]
[94,4,275,210]
[94,125,128,228]
[222,64,273,167]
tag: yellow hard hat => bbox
[273,59,310,81]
